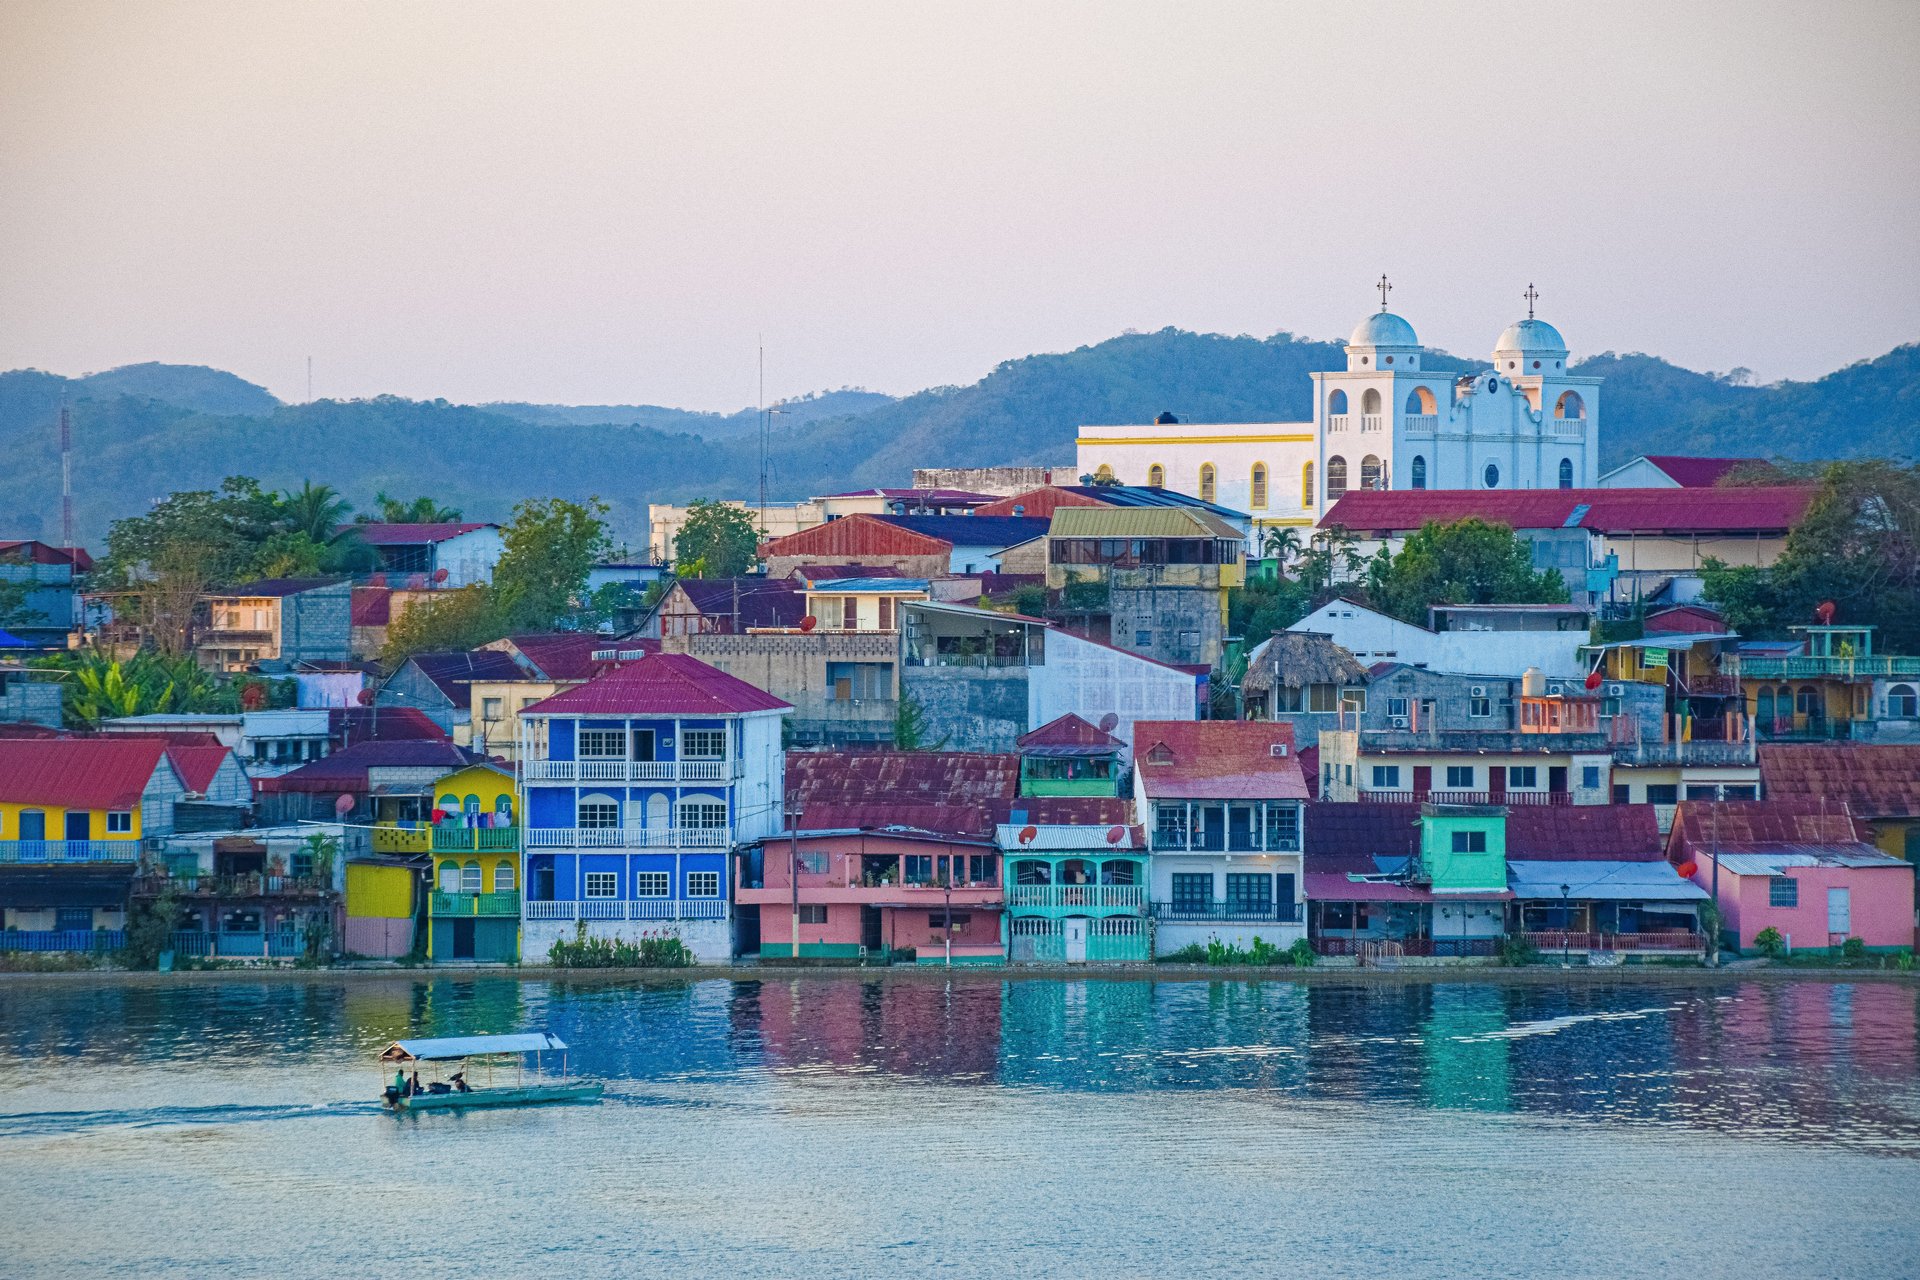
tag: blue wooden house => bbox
[517,653,789,962]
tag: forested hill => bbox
[0,332,1913,548]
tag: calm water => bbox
[1,974,1917,1278]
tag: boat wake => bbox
[0,1100,381,1138]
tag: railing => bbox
[1154,901,1303,924]
[431,890,521,917]
[1403,414,1437,434]
[0,840,140,864]
[1006,884,1147,910]
[1149,834,1302,853]
[1360,414,1383,433]
[1678,673,1742,697]
[196,630,275,647]
[1550,417,1585,435]
[1614,741,1756,767]
[1518,930,1703,954]
[526,759,738,783]
[132,874,333,899]
[168,930,308,958]
[0,930,124,953]
[1735,655,1920,678]
[1311,936,1499,958]
[1327,414,1350,432]
[524,826,733,848]
[1353,790,1571,806]
[524,898,727,922]
[431,827,520,852]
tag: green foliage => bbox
[492,496,612,631]
[892,694,949,751]
[1753,925,1788,959]
[1366,518,1570,624]
[1500,934,1541,967]
[1163,935,1304,966]
[672,500,763,579]
[1840,936,1867,961]
[365,492,462,523]
[546,921,694,968]
[381,585,504,667]
[120,883,185,970]
[1285,938,1316,967]
[278,481,354,544]
[1229,578,1317,646]
[45,650,236,725]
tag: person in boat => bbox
[450,1071,471,1094]
[410,1070,423,1096]
[387,1068,405,1103]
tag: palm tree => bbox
[278,481,354,544]
[1261,526,1303,579]
[367,492,463,523]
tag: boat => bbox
[379,1032,604,1110]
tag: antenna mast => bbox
[758,341,768,522]
[59,394,73,557]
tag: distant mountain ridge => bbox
[0,333,1912,547]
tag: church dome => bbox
[1492,318,1568,358]
[1348,311,1419,349]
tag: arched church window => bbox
[1410,456,1427,490]
[1249,463,1268,509]
[1146,464,1165,488]
[1361,388,1382,416]
[1094,464,1115,484]
[1889,683,1919,718]
[1483,462,1500,489]
[1555,390,1585,419]
[1559,458,1574,489]
[1302,462,1315,506]
[1328,390,1348,416]
[1325,457,1348,501]
[1405,387,1437,415]
[1360,455,1383,490]
[1198,464,1216,503]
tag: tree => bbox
[1261,526,1303,577]
[382,586,503,666]
[0,549,45,630]
[364,492,463,523]
[673,500,762,579]
[50,650,236,726]
[892,693,949,751]
[492,497,613,631]
[1365,518,1569,624]
[278,481,354,543]
[95,477,281,655]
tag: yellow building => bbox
[1732,627,1920,742]
[425,763,521,963]
[344,860,418,958]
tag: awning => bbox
[0,866,135,909]
[1507,860,1709,901]
[380,1033,569,1062]
[1302,873,1509,904]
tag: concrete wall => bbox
[1706,861,1915,950]
[903,665,1030,752]
[1030,629,1198,746]
[914,466,1067,497]
[0,676,63,728]
[1108,581,1225,669]
[676,631,897,747]
[522,915,733,964]
[280,583,354,666]
[1290,601,1585,679]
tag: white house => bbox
[352,523,505,589]
[1281,599,1587,680]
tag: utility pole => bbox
[788,797,801,961]
[1707,803,1720,967]
[58,394,73,558]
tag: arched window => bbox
[1100,859,1138,885]
[438,793,458,815]
[1014,860,1050,886]
[1249,463,1268,509]
[1146,463,1165,488]
[1093,463,1115,484]
[1060,858,1093,885]
[1198,463,1216,503]
[1410,456,1427,489]
[1360,455,1383,490]
[1484,462,1500,489]
[460,860,482,893]
[1555,390,1585,419]
[1361,388,1382,416]
[494,794,513,821]
[463,794,480,814]
[1326,456,1348,501]
[1328,389,1348,415]
[1302,462,1315,506]
[438,861,460,893]
[578,793,619,828]
[1405,386,1437,415]
[493,861,515,892]
[1559,458,1574,489]
[1889,683,1918,717]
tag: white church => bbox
[1075,287,1603,534]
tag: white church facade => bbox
[1075,295,1603,536]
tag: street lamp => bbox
[1559,883,1571,968]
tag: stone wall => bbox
[902,664,1030,752]
[674,631,899,746]
[913,466,1073,497]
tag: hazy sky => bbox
[3,1,1917,411]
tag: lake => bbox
[1,973,1916,1278]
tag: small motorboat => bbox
[379,1032,604,1111]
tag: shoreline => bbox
[2,963,1914,988]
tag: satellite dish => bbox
[1106,825,1126,845]
[357,688,376,706]
[1815,600,1837,624]
[799,615,818,633]
[1674,860,1698,879]
[1018,825,1037,846]
[1584,670,1603,691]
[432,568,450,584]
[334,793,355,816]
[1097,712,1120,734]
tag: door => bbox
[1412,766,1431,800]
[451,918,476,960]
[1064,917,1088,963]
[1488,767,1506,802]
[1827,888,1851,940]
[1548,766,1568,797]
[1197,806,1226,851]
[630,729,655,762]
[18,810,45,842]
[861,905,884,950]
[64,811,91,842]
[55,907,92,933]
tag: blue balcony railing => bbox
[1153,901,1303,924]
[0,840,141,864]
[0,929,125,952]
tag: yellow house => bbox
[344,860,418,958]
[424,763,521,963]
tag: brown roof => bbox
[1759,744,1920,819]
[786,749,1020,837]
[1132,721,1307,800]
[759,513,951,560]
[1016,713,1124,754]
[1667,798,1867,859]
[1241,631,1369,696]
[1304,801,1665,871]
[974,486,1111,519]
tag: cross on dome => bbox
[1524,283,1540,320]
[1377,274,1392,311]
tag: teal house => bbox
[1016,714,1127,798]
[1001,797,1149,963]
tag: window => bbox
[1307,683,1339,713]
[493,862,514,892]
[968,855,997,885]
[1015,860,1050,885]
[1558,458,1574,489]
[1263,803,1299,848]
[1226,873,1273,914]
[1371,765,1401,788]
[1451,830,1488,853]
[635,872,669,897]
[1483,462,1500,489]
[687,871,720,897]
[1469,696,1492,718]
[1147,463,1165,488]
[1154,806,1189,848]
[1508,766,1538,788]
[482,697,504,720]
[1198,463,1217,504]
[1581,765,1602,789]
[1360,454,1382,490]
[1410,455,1427,489]
[584,872,618,898]
[460,861,482,892]
[1889,684,1919,717]
[106,811,133,834]
[1328,389,1348,415]
[798,903,828,924]
[842,596,858,630]
[1171,872,1213,909]
[1555,390,1584,420]
[1361,388,1382,416]
[878,596,894,631]
[1769,876,1798,908]
[578,728,625,759]
[464,794,481,814]
[1094,464,1115,484]
[797,851,829,875]
[678,801,727,830]
[577,799,619,828]
[1446,765,1474,788]
[1387,697,1409,718]
[1135,630,1153,647]
[1646,784,1679,805]
[1250,463,1268,509]
[929,913,970,931]
[1326,456,1348,500]
[681,729,726,760]
[495,794,514,820]
[1613,784,1631,805]
[1302,462,1315,506]
[1341,688,1367,714]
[1101,859,1138,885]
[439,793,459,812]
[904,855,934,885]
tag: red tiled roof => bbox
[165,744,238,794]
[759,514,951,559]
[1667,798,1866,859]
[347,522,495,544]
[255,739,480,792]
[0,738,172,808]
[351,586,391,626]
[1322,486,1818,536]
[1759,745,1920,819]
[974,487,1112,519]
[1133,721,1306,800]
[0,540,92,571]
[1016,713,1124,753]
[1642,456,1778,487]
[521,652,790,717]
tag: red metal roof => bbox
[1642,456,1777,487]
[816,487,998,504]
[0,738,173,808]
[1016,713,1124,753]
[255,739,480,792]
[1645,604,1727,635]
[1759,745,1920,819]
[1322,486,1818,536]
[502,632,638,681]
[1667,798,1866,858]
[165,744,238,795]
[329,706,449,745]
[347,522,495,544]
[1002,796,1136,827]
[521,652,790,717]
[870,515,1052,547]
[1305,800,1664,870]
[974,487,1112,519]
[786,750,1020,837]
[1133,721,1307,800]
[759,514,951,559]
[215,577,348,598]
[401,650,526,700]
[0,540,92,571]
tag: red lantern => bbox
[1675,860,1698,879]
[1584,669,1603,691]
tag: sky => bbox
[2,1,1917,411]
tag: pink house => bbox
[1669,800,1916,951]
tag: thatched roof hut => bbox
[1240,630,1369,697]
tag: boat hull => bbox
[389,1082,604,1111]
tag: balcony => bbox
[431,890,521,917]
[1403,414,1437,434]
[1356,790,1571,806]
[525,758,738,783]
[1516,930,1703,955]
[525,898,726,921]
[1154,901,1303,924]
[1360,414,1384,433]
[0,930,124,953]
[1327,414,1350,432]
[1613,740,1756,767]
[1735,654,1920,678]
[1150,832,1302,853]
[0,840,141,864]
[1550,417,1585,436]
[524,826,733,849]
[1006,884,1146,912]
[196,629,276,648]
[431,827,520,853]
[132,873,334,900]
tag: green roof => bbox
[1048,506,1244,540]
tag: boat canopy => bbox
[380,1033,569,1063]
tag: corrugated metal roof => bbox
[166,745,239,794]
[1642,457,1778,487]
[0,739,173,809]
[1016,713,1125,754]
[1760,744,1920,819]
[973,487,1111,519]
[401,650,525,700]
[759,514,950,558]
[1323,487,1817,536]
[256,740,482,792]
[213,577,348,599]
[1507,860,1709,900]
[1668,799,1865,853]
[1049,505,1245,541]
[347,522,496,544]
[804,578,930,593]
[995,823,1144,851]
[1711,846,1909,875]
[522,653,791,717]
[868,515,1053,547]
[1133,722,1307,799]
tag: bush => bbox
[1162,943,1209,963]
[1500,934,1540,967]
[547,921,694,968]
[1285,938,1317,967]
[1753,926,1787,959]
[1840,936,1867,961]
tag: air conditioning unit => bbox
[1469,684,1487,698]
[1390,715,1410,729]
[1269,743,1288,757]
[1607,683,1625,697]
